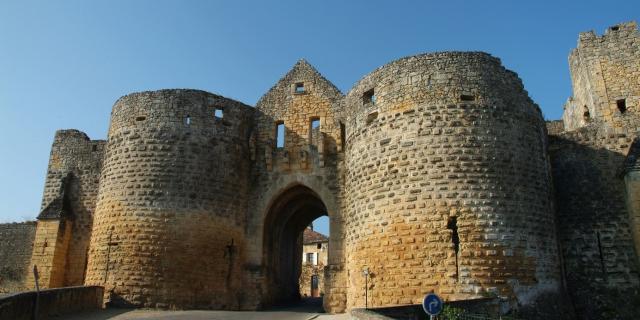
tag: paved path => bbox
[60,299,350,320]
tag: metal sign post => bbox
[422,293,443,320]
[33,265,40,320]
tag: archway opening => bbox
[263,185,330,307]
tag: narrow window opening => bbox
[617,99,627,114]
[460,94,475,101]
[295,82,305,94]
[447,217,460,280]
[309,117,320,145]
[596,231,606,275]
[611,26,620,31]
[340,122,346,151]
[366,111,378,124]
[311,118,320,129]
[276,122,285,148]
[306,252,315,265]
[583,106,591,122]
[317,243,322,249]
[185,115,191,126]
[215,108,224,119]
[363,89,376,105]
[136,116,146,122]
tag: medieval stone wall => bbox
[247,60,346,312]
[563,21,639,131]
[343,52,561,310]
[0,222,36,293]
[552,21,640,320]
[84,89,254,309]
[549,126,639,319]
[26,130,105,289]
[2,21,638,318]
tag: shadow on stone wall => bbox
[549,134,640,320]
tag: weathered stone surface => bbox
[343,52,561,309]
[84,90,254,310]
[0,222,35,293]
[25,129,105,290]
[552,21,640,320]
[1,20,638,319]
[563,21,640,131]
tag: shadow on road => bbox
[266,297,325,314]
[57,297,338,320]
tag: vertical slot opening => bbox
[583,106,591,122]
[617,99,627,114]
[447,217,460,280]
[276,121,285,148]
[309,117,320,145]
[340,122,346,151]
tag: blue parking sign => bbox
[422,293,443,316]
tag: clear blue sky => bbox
[0,1,637,235]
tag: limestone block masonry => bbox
[1,20,639,320]
[84,90,254,309]
[563,21,640,131]
[343,52,560,309]
[0,222,36,293]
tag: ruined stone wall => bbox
[550,21,640,319]
[623,139,640,269]
[563,21,640,131]
[26,130,105,289]
[343,52,561,310]
[0,222,36,293]
[85,89,254,309]
[546,120,565,136]
[247,60,346,311]
[549,125,640,319]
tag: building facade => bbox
[299,227,329,298]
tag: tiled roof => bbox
[303,228,328,244]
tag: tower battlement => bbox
[564,21,639,131]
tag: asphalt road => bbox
[60,299,350,320]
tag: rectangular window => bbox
[617,99,627,113]
[309,117,321,145]
[311,118,320,129]
[295,82,305,94]
[215,108,224,118]
[460,94,475,101]
[306,252,315,265]
[276,122,285,148]
[363,89,376,105]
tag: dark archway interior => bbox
[263,185,328,307]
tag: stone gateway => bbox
[0,21,639,320]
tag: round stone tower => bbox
[85,89,254,309]
[342,52,561,308]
